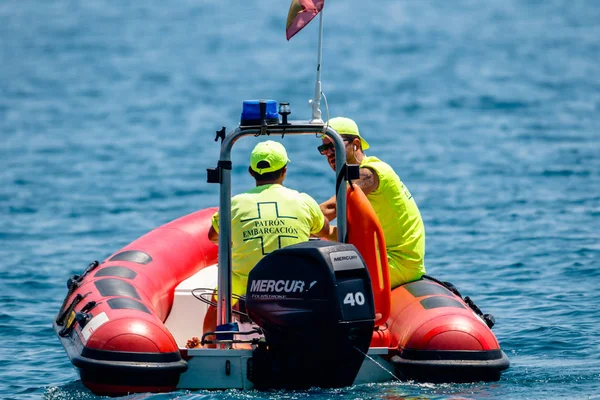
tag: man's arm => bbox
[320,195,337,221]
[208,225,219,244]
[315,217,338,241]
[354,167,379,195]
[319,167,379,220]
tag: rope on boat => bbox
[191,288,250,320]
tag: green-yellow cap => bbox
[250,140,290,175]
[326,117,370,150]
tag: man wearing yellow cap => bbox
[204,140,333,338]
[318,117,426,288]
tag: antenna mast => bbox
[309,10,324,123]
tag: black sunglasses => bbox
[317,139,351,155]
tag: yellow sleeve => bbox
[211,211,220,233]
[301,193,325,234]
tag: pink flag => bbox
[286,0,325,40]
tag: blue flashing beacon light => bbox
[240,100,279,126]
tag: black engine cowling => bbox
[245,240,375,389]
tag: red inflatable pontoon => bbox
[54,208,218,395]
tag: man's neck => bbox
[255,179,284,187]
[351,151,365,164]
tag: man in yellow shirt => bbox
[204,140,333,337]
[318,117,426,288]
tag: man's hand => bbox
[320,195,337,221]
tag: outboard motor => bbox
[246,241,375,389]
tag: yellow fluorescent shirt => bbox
[211,184,324,297]
[360,156,426,287]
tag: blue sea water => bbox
[1,0,599,399]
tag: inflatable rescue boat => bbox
[54,101,509,396]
